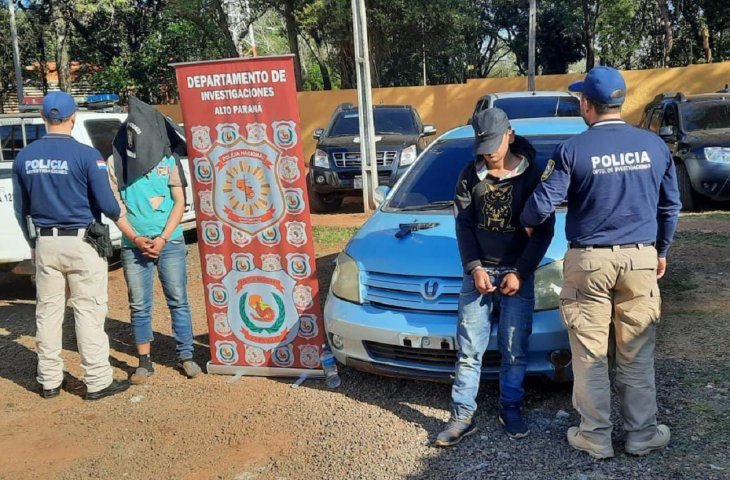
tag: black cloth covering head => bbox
[112,96,188,189]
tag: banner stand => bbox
[207,362,324,378]
[173,55,328,377]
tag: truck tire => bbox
[676,162,696,211]
[309,190,344,213]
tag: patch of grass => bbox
[660,263,700,297]
[674,231,730,248]
[679,210,730,222]
[312,226,360,247]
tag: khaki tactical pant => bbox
[560,245,661,448]
[35,232,113,393]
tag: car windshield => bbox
[493,96,581,119]
[681,102,730,131]
[329,108,417,136]
[385,134,574,211]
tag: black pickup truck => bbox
[640,89,730,210]
[307,103,436,212]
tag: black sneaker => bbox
[85,379,131,401]
[499,406,529,439]
[433,417,477,447]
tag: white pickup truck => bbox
[0,110,196,275]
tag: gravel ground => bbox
[0,211,728,480]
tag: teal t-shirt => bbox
[120,156,183,247]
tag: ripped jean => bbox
[451,269,535,420]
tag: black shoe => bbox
[41,381,64,399]
[433,417,477,447]
[499,406,529,439]
[85,379,131,401]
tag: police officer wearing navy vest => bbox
[521,67,681,459]
[13,92,132,400]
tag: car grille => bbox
[363,271,462,312]
[363,341,501,368]
[332,151,397,168]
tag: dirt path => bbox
[0,212,728,479]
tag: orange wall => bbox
[157,62,730,159]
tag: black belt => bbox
[569,242,655,249]
[38,227,82,237]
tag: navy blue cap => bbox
[471,108,511,155]
[42,91,77,121]
[569,66,626,106]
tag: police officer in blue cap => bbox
[13,91,133,400]
[521,67,681,458]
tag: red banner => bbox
[174,56,325,375]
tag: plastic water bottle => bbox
[321,343,341,389]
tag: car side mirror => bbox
[313,128,324,140]
[658,125,675,139]
[422,125,437,136]
[373,185,391,207]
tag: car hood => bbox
[345,210,567,277]
[318,133,420,149]
[682,129,730,148]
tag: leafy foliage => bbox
[2,0,730,102]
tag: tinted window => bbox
[329,108,417,136]
[649,109,663,132]
[85,119,122,160]
[680,102,730,131]
[1,123,47,162]
[493,96,581,119]
[385,134,572,210]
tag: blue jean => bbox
[451,270,535,420]
[120,239,194,360]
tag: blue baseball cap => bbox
[42,91,77,121]
[568,66,626,106]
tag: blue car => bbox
[323,117,588,383]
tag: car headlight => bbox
[534,260,563,311]
[399,144,417,167]
[704,147,730,163]
[314,149,330,168]
[331,252,361,304]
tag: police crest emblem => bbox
[191,126,212,153]
[198,123,286,236]
[222,268,300,351]
[271,120,298,150]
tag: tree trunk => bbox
[52,0,70,91]
[657,0,673,67]
[701,25,712,63]
[283,0,303,91]
[211,0,240,58]
[582,0,599,71]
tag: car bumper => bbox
[323,293,573,383]
[687,158,730,200]
[309,167,399,194]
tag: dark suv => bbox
[640,91,730,210]
[308,103,436,212]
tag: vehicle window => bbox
[328,108,418,136]
[385,134,573,210]
[84,119,122,160]
[493,96,581,119]
[649,109,662,132]
[680,102,730,131]
[662,105,678,128]
[1,123,47,162]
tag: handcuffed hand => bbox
[473,268,497,294]
[500,272,521,296]
[144,237,167,259]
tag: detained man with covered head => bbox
[433,108,555,447]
